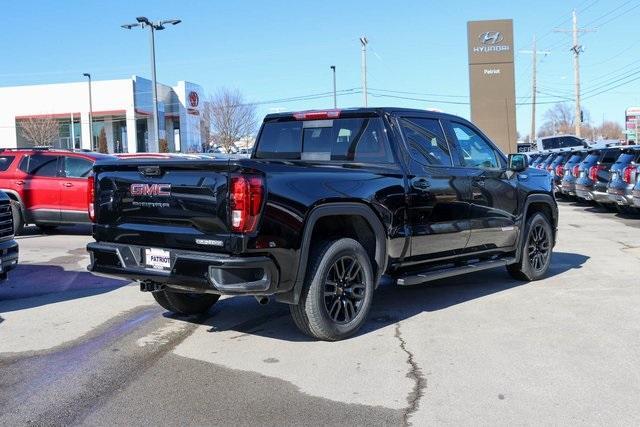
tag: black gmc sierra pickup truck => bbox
[87,108,558,340]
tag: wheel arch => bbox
[279,202,388,305]
[516,194,558,261]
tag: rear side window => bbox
[255,117,393,163]
[0,156,15,172]
[63,156,93,178]
[18,155,60,177]
[400,118,452,166]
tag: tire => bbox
[10,201,24,236]
[152,289,220,315]
[507,212,553,281]
[290,238,375,341]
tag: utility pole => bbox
[555,10,596,137]
[360,36,368,107]
[330,65,337,108]
[520,35,549,142]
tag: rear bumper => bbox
[607,185,634,206]
[575,186,612,203]
[632,190,640,207]
[0,239,19,279]
[560,180,576,195]
[87,242,280,296]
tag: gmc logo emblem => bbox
[130,183,171,197]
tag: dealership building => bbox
[0,75,205,153]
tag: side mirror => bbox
[508,153,528,172]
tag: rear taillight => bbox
[589,165,604,181]
[546,164,553,172]
[555,164,564,177]
[88,175,96,222]
[623,165,637,184]
[229,175,264,233]
[572,165,580,177]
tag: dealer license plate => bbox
[145,248,171,271]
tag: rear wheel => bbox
[152,289,219,315]
[290,238,374,341]
[10,201,23,236]
[507,212,553,281]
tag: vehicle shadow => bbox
[172,251,589,342]
[16,225,93,239]
[0,264,130,312]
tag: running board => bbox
[396,257,517,286]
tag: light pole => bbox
[330,65,337,108]
[122,17,181,152]
[82,73,93,150]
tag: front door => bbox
[398,116,471,262]
[446,121,519,251]
[59,155,94,223]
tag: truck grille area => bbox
[0,204,14,239]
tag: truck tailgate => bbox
[93,159,233,252]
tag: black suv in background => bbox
[607,147,640,210]
[575,147,622,205]
[88,108,558,341]
[560,150,589,197]
[0,191,18,280]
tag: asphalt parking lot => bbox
[1,200,640,426]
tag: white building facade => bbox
[0,76,206,153]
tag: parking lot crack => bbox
[395,322,426,426]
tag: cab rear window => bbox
[255,117,393,163]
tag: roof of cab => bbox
[263,107,467,122]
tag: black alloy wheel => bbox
[323,256,367,324]
[527,222,551,273]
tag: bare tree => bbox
[595,120,623,140]
[18,117,60,147]
[538,103,594,139]
[205,88,258,152]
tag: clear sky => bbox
[2,0,639,138]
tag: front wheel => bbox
[152,289,219,315]
[507,212,553,281]
[290,238,374,341]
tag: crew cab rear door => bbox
[444,119,519,251]
[397,115,471,260]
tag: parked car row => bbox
[527,143,640,212]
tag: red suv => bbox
[0,148,113,234]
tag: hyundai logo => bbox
[479,31,503,45]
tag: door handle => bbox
[63,182,74,188]
[14,180,24,186]
[411,177,430,190]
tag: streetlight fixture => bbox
[330,66,337,108]
[121,17,181,152]
[82,73,94,150]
